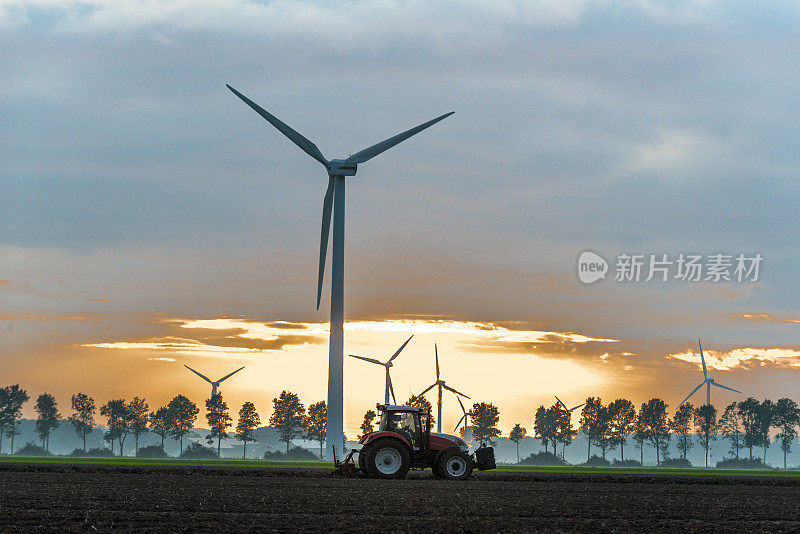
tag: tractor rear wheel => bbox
[436,449,474,481]
[361,438,410,479]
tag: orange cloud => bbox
[86,317,619,359]
[668,346,800,371]
[730,312,800,324]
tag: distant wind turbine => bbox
[227,84,453,460]
[418,344,470,433]
[349,335,414,405]
[678,339,742,406]
[555,395,585,414]
[454,396,471,432]
[184,365,244,398]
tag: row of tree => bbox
[530,397,800,467]
[0,385,327,459]
[8,384,800,467]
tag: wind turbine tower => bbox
[227,84,453,459]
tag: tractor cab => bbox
[377,405,427,450]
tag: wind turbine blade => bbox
[184,365,212,384]
[316,177,334,310]
[226,84,328,166]
[345,111,454,165]
[454,414,466,432]
[349,354,384,366]
[698,339,708,379]
[418,384,436,397]
[388,335,414,363]
[678,382,705,407]
[712,382,742,394]
[457,396,466,414]
[435,344,440,380]
[554,395,568,410]
[217,366,245,383]
[442,384,470,399]
[569,403,586,412]
[388,374,396,405]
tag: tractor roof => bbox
[377,404,423,413]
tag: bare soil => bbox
[2,463,800,532]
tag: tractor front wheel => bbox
[436,449,474,481]
[361,438,410,479]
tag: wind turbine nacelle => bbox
[327,160,358,176]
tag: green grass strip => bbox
[493,464,800,477]
[0,456,332,469]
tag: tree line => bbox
[6,383,800,467]
[0,385,330,459]
[529,396,800,467]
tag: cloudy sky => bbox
[3,0,800,435]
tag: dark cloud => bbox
[0,313,97,321]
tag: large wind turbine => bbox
[184,365,244,398]
[349,335,414,405]
[227,84,453,459]
[678,339,742,406]
[418,344,470,433]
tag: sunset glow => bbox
[4,0,800,444]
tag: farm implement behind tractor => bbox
[333,404,495,480]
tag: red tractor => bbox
[343,404,495,480]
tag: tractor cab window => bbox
[380,411,422,449]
